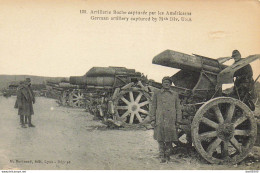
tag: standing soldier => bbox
[16,79,35,128]
[24,78,35,124]
[149,76,182,163]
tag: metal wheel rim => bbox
[191,97,257,164]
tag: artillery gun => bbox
[150,49,259,164]
[2,83,19,97]
[2,82,46,98]
[47,67,152,124]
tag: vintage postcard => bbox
[0,0,259,171]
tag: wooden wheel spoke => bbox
[206,137,222,156]
[233,116,247,128]
[222,141,229,158]
[117,106,129,110]
[212,105,224,124]
[135,112,143,123]
[139,108,148,115]
[199,131,217,140]
[234,130,249,136]
[129,113,135,124]
[121,111,130,119]
[129,91,134,102]
[139,101,149,107]
[226,103,235,123]
[121,96,130,105]
[230,137,242,153]
[201,117,219,129]
[135,93,143,103]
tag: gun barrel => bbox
[70,76,85,85]
[70,67,142,86]
[153,50,227,73]
[70,76,116,86]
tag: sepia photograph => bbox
[0,0,259,171]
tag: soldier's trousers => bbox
[20,115,24,124]
[28,115,32,124]
[20,115,32,124]
[158,141,173,157]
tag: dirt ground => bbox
[0,96,259,170]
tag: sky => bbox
[0,0,259,82]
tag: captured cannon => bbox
[47,67,152,124]
[2,83,19,97]
[150,49,260,164]
[2,82,47,98]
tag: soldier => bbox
[24,78,35,124]
[16,79,35,128]
[149,76,182,163]
[232,50,254,102]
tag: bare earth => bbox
[0,97,259,170]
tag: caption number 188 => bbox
[80,10,87,14]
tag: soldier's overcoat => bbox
[16,86,35,116]
[150,89,182,142]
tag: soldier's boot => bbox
[158,142,166,163]
[28,115,35,127]
[20,115,27,128]
[20,115,23,125]
[159,151,166,163]
[25,116,28,124]
[160,155,166,163]
[165,142,172,162]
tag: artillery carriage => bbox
[150,49,259,164]
[47,67,152,124]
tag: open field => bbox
[0,96,259,170]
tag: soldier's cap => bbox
[232,50,241,58]
[162,76,172,83]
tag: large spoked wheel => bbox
[114,87,151,124]
[68,90,85,108]
[191,97,257,164]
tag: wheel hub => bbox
[131,104,138,112]
[217,123,234,141]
